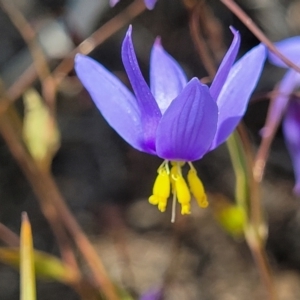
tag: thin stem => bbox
[0,0,146,118]
[0,223,20,247]
[237,125,261,232]
[246,229,277,300]
[0,76,81,281]
[53,0,146,86]
[0,0,56,113]
[220,0,300,73]
[0,109,119,300]
[189,1,216,78]
[227,126,276,300]
[253,90,289,182]
[210,1,279,297]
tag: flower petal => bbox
[261,68,300,139]
[109,0,119,6]
[210,43,267,150]
[122,26,161,152]
[283,100,300,195]
[156,78,218,161]
[75,54,148,153]
[139,287,162,300]
[209,27,241,100]
[268,36,300,68]
[144,0,157,9]
[150,38,188,114]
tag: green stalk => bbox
[226,126,277,300]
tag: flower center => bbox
[148,160,208,222]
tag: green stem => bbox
[226,127,277,300]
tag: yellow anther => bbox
[187,168,208,208]
[181,203,191,215]
[149,195,159,205]
[149,168,170,209]
[171,162,191,215]
[149,161,208,218]
[174,175,191,205]
[158,198,167,212]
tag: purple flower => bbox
[75,26,266,218]
[110,0,157,10]
[268,37,300,194]
[139,287,162,300]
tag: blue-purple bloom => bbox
[268,37,300,194]
[139,287,162,300]
[75,26,266,217]
[110,0,157,10]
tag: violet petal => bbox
[210,43,267,150]
[156,78,218,161]
[210,27,241,100]
[261,68,300,140]
[144,0,157,9]
[268,36,300,68]
[122,26,161,152]
[75,54,148,153]
[283,100,300,195]
[150,38,188,114]
[139,287,162,300]
[109,0,119,6]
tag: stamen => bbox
[172,162,191,215]
[187,164,208,208]
[149,162,170,212]
[149,160,207,218]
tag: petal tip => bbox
[154,36,162,46]
[109,0,119,7]
[229,25,238,35]
[145,0,157,9]
[126,25,133,36]
[74,53,85,64]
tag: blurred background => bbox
[0,0,300,299]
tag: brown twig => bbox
[219,0,295,186]
[235,127,276,299]
[253,87,293,182]
[0,106,119,300]
[0,223,20,247]
[187,1,277,298]
[0,72,114,298]
[53,0,146,86]
[0,0,56,114]
[0,0,146,119]
[0,72,80,278]
[246,233,277,300]
[189,1,216,78]
[220,0,300,73]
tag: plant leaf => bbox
[20,213,36,300]
[0,247,77,283]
